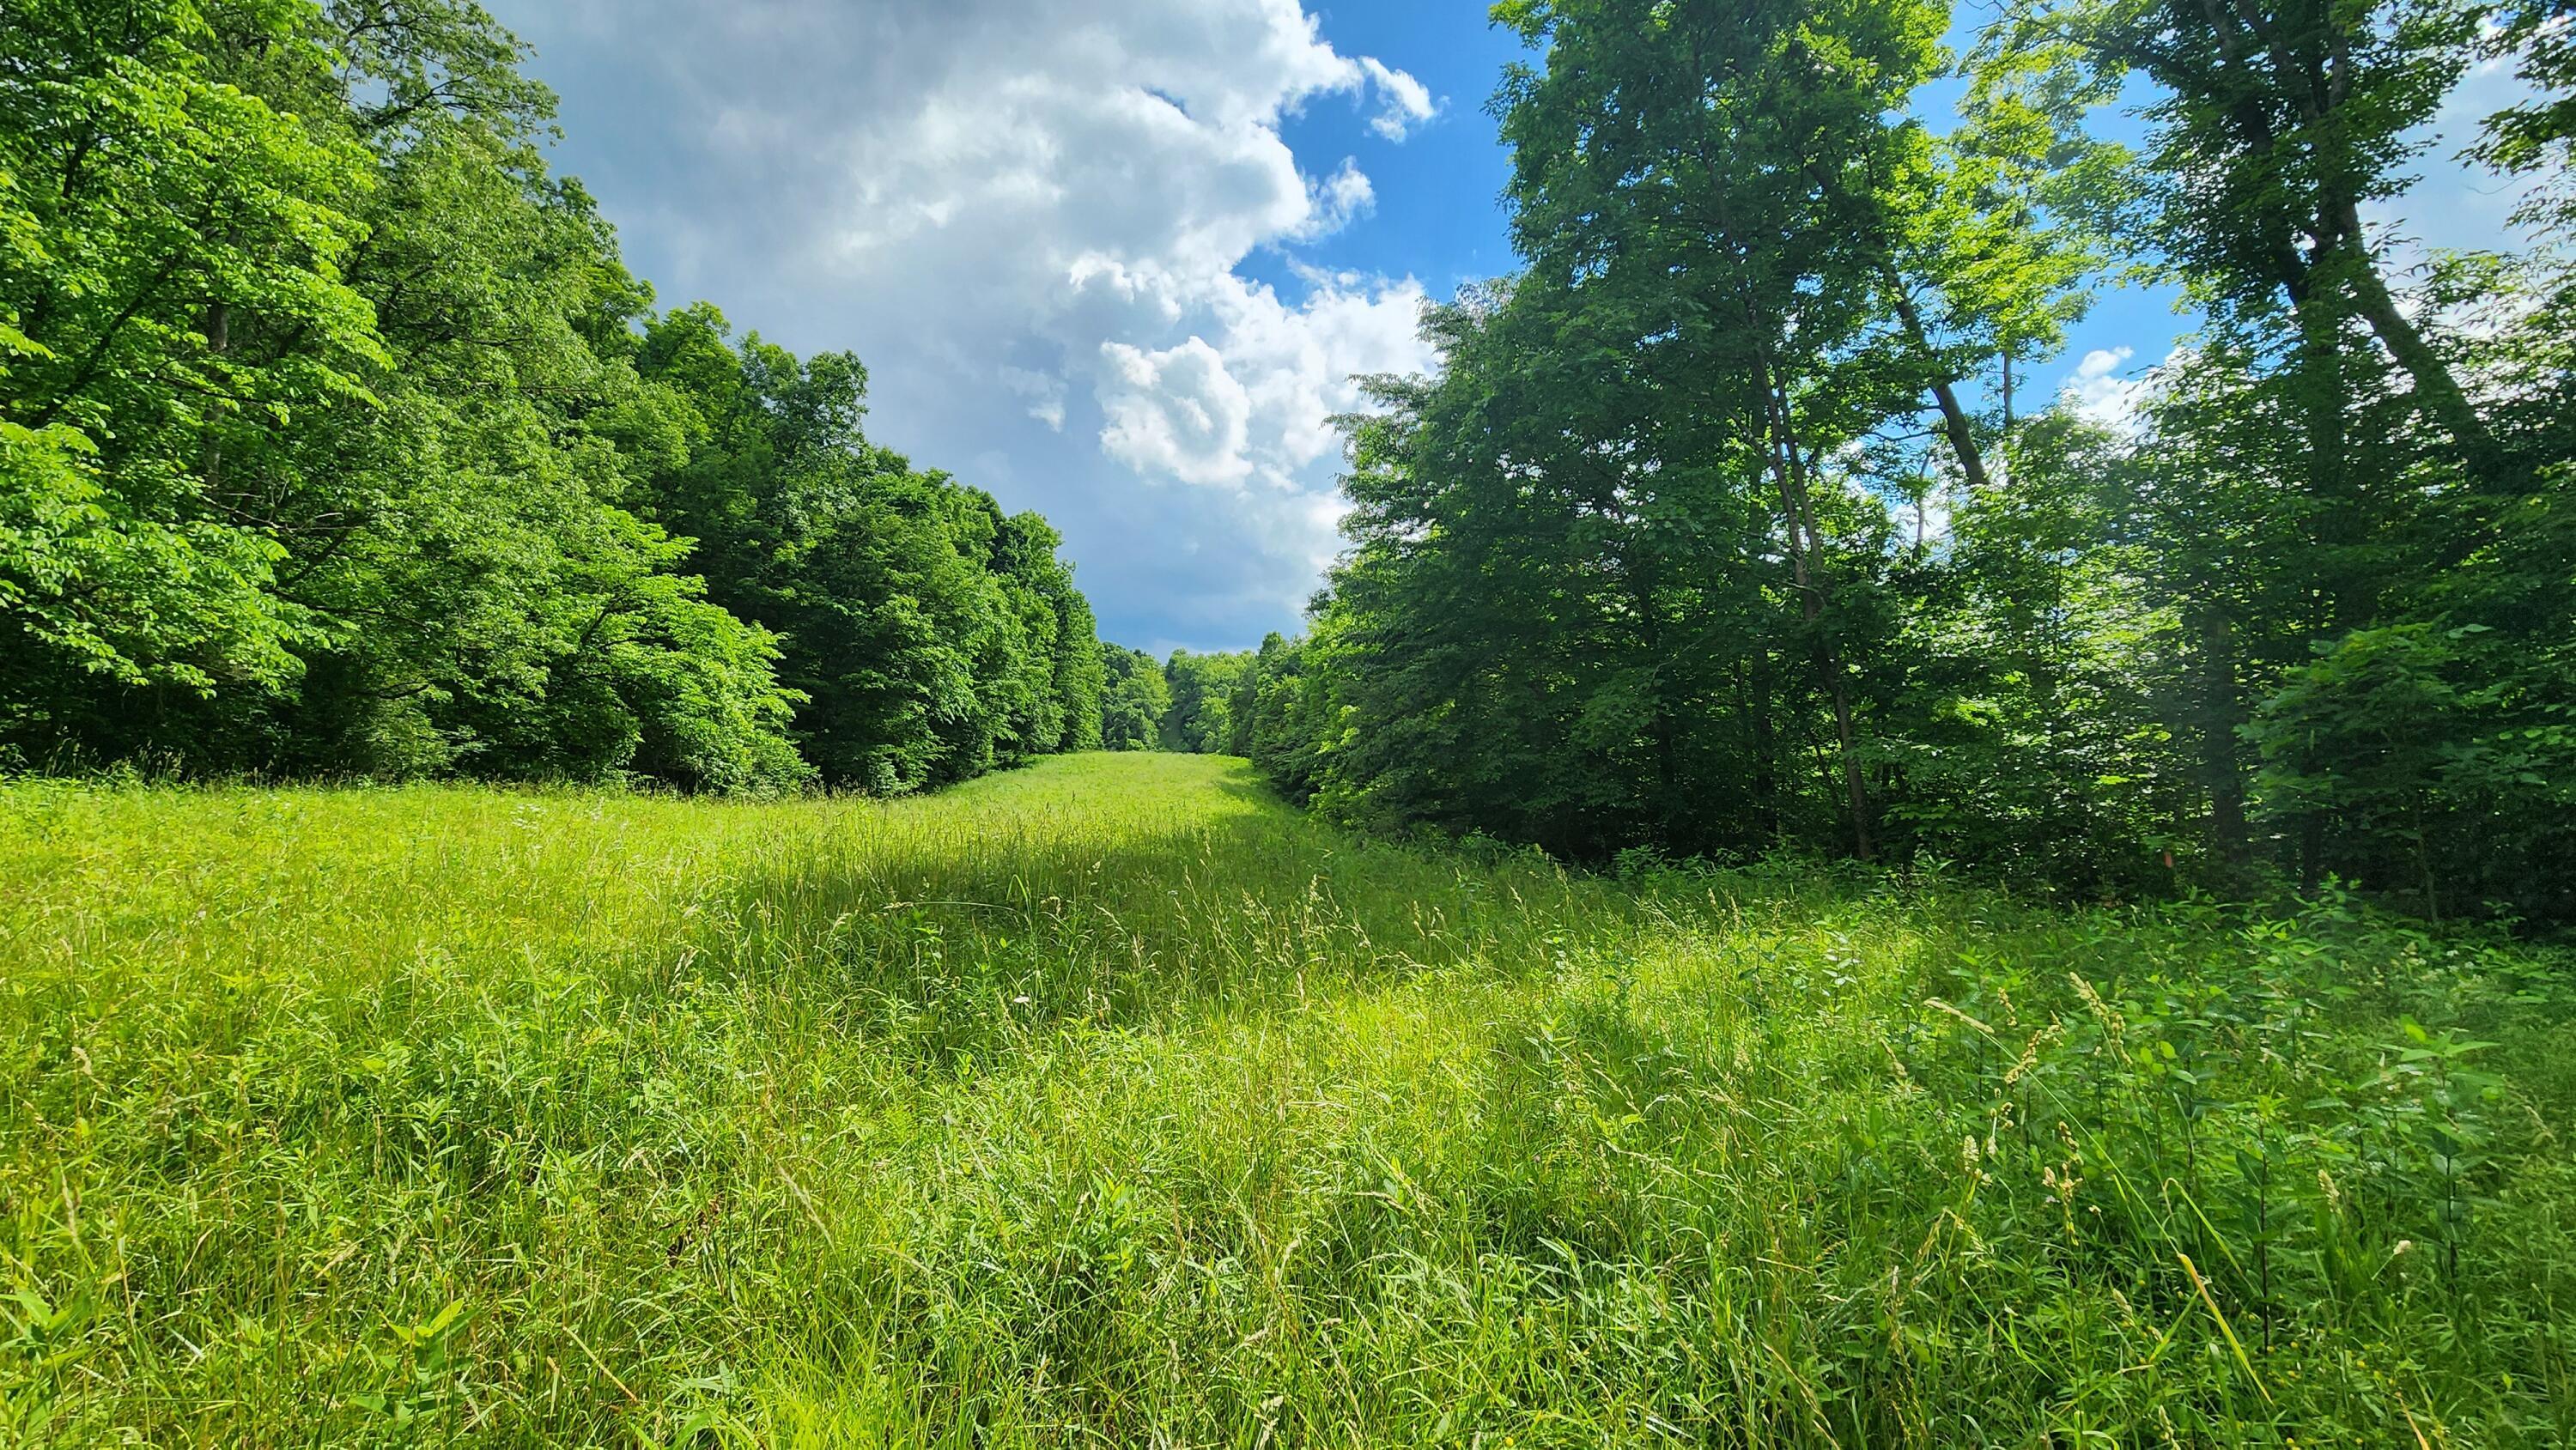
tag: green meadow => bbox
[2,754,2571,1446]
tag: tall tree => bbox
[2026,0,2501,481]
[2,0,1107,794]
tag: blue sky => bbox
[489,1,2537,655]
[1255,8,1525,295]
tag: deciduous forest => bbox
[9,0,2573,931]
[1139,0,2576,928]
[3,0,1104,798]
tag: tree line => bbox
[1226,0,2576,925]
[2,0,1105,794]
[1093,646,1263,757]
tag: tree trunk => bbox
[1741,658,1779,844]
[2415,801,2441,925]
[1759,379,1875,862]
[201,299,229,494]
[2292,284,2372,631]
[2197,610,2252,868]
[2331,199,2506,483]
[1632,564,1683,841]
[1887,282,1993,494]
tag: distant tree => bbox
[1098,646,1169,752]
[626,308,1102,792]
[1160,650,1252,753]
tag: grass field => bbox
[3,753,2573,1447]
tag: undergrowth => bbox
[1,754,2569,1445]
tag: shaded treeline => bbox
[1,0,1104,794]
[1229,0,2576,925]
[1096,646,1260,758]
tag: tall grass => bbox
[2,753,2570,1446]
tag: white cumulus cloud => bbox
[2063,346,2149,433]
[1100,337,1258,487]
[495,0,1445,647]
[1359,58,1439,140]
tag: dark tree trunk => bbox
[2197,610,2253,869]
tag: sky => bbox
[487,0,2544,656]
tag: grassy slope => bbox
[1,753,2571,1447]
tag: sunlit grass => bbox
[3,754,2570,1446]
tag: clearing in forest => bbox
[1,754,2570,1445]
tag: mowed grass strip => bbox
[2,754,2571,1447]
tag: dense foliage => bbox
[0,0,1104,793]
[1157,648,1251,753]
[1232,0,2576,926]
[1097,644,1171,752]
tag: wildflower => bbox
[2069,974,2125,1035]
[2044,1162,2082,1206]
